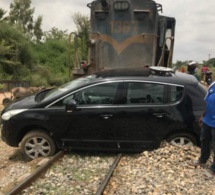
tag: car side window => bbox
[170,85,184,102]
[74,82,119,105]
[50,82,119,107]
[126,82,165,104]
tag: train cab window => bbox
[134,10,149,20]
[95,11,109,20]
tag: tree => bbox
[205,58,215,67]
[43,27,68,41]
[0,8,8,21]
[0,22,35,79]
[31,37,69,85]
[72,13,89,38]
[0,39,16,68]
[9,0,43,41]
[33,15,43,42]
[174,60,188,68]
[72,13,90,59]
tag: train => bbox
[72,0,176,77]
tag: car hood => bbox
[2,94,39,114]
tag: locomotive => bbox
[72,0,176,77]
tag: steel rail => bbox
[96,153,122,195]
[6,150,65,195]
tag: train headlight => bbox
[114,1,129,11]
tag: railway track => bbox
[5,152,122,195]
[2,144,215,194]
[95,153,121,195]
[6,151,65,195]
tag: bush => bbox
[30,74,48,87]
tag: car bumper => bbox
[1,123,20,147]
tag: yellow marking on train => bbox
[97,34,155,54]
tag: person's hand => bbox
[198,116,203,127]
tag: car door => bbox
[114,81,175,150]
[48,81,122,149]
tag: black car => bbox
[1,67,207,160]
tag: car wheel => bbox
[20,130,56,160]
[166,133,197,147]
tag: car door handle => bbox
[153,113,167,118]
[100,114,113,119]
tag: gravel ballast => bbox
[1,142,215,194]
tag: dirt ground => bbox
[0,128,22,192]
[0,133,42,193]
[0,90,23,166]
[0,92,13,161]
[0,136,20,167]
[0,92,11,110]
[0,91,24,163]
[0,92,16,180]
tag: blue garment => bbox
[203,82,215,128]
[199,122,215,173]
[200,82,215,173]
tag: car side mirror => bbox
[65,99,77,113]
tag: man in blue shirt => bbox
[190,81,215,179]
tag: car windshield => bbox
[35,75,95,102]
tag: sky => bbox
[1,0,215,63]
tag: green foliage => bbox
[32,39,68,71]
[9,0,43,41]
[0,83,4,89]
[0,3,92,87]
[31,38,71,85]
[33,16,43,42]
[173,60,188,68]
[44,27,68,41]
[204,58,215,67]
[9,0,34,33]
[72,13,89,37]
[0,22,35,79]
[72,12,90,60]
[49,73,68,86]
[0,8,7,21]
[30,74,48,87]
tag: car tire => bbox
[166,133,197,147]
[20,130,56,160]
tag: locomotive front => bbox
[73,0,175,77]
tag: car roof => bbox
[92,67,198,86]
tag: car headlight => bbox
[2,109,28,121]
